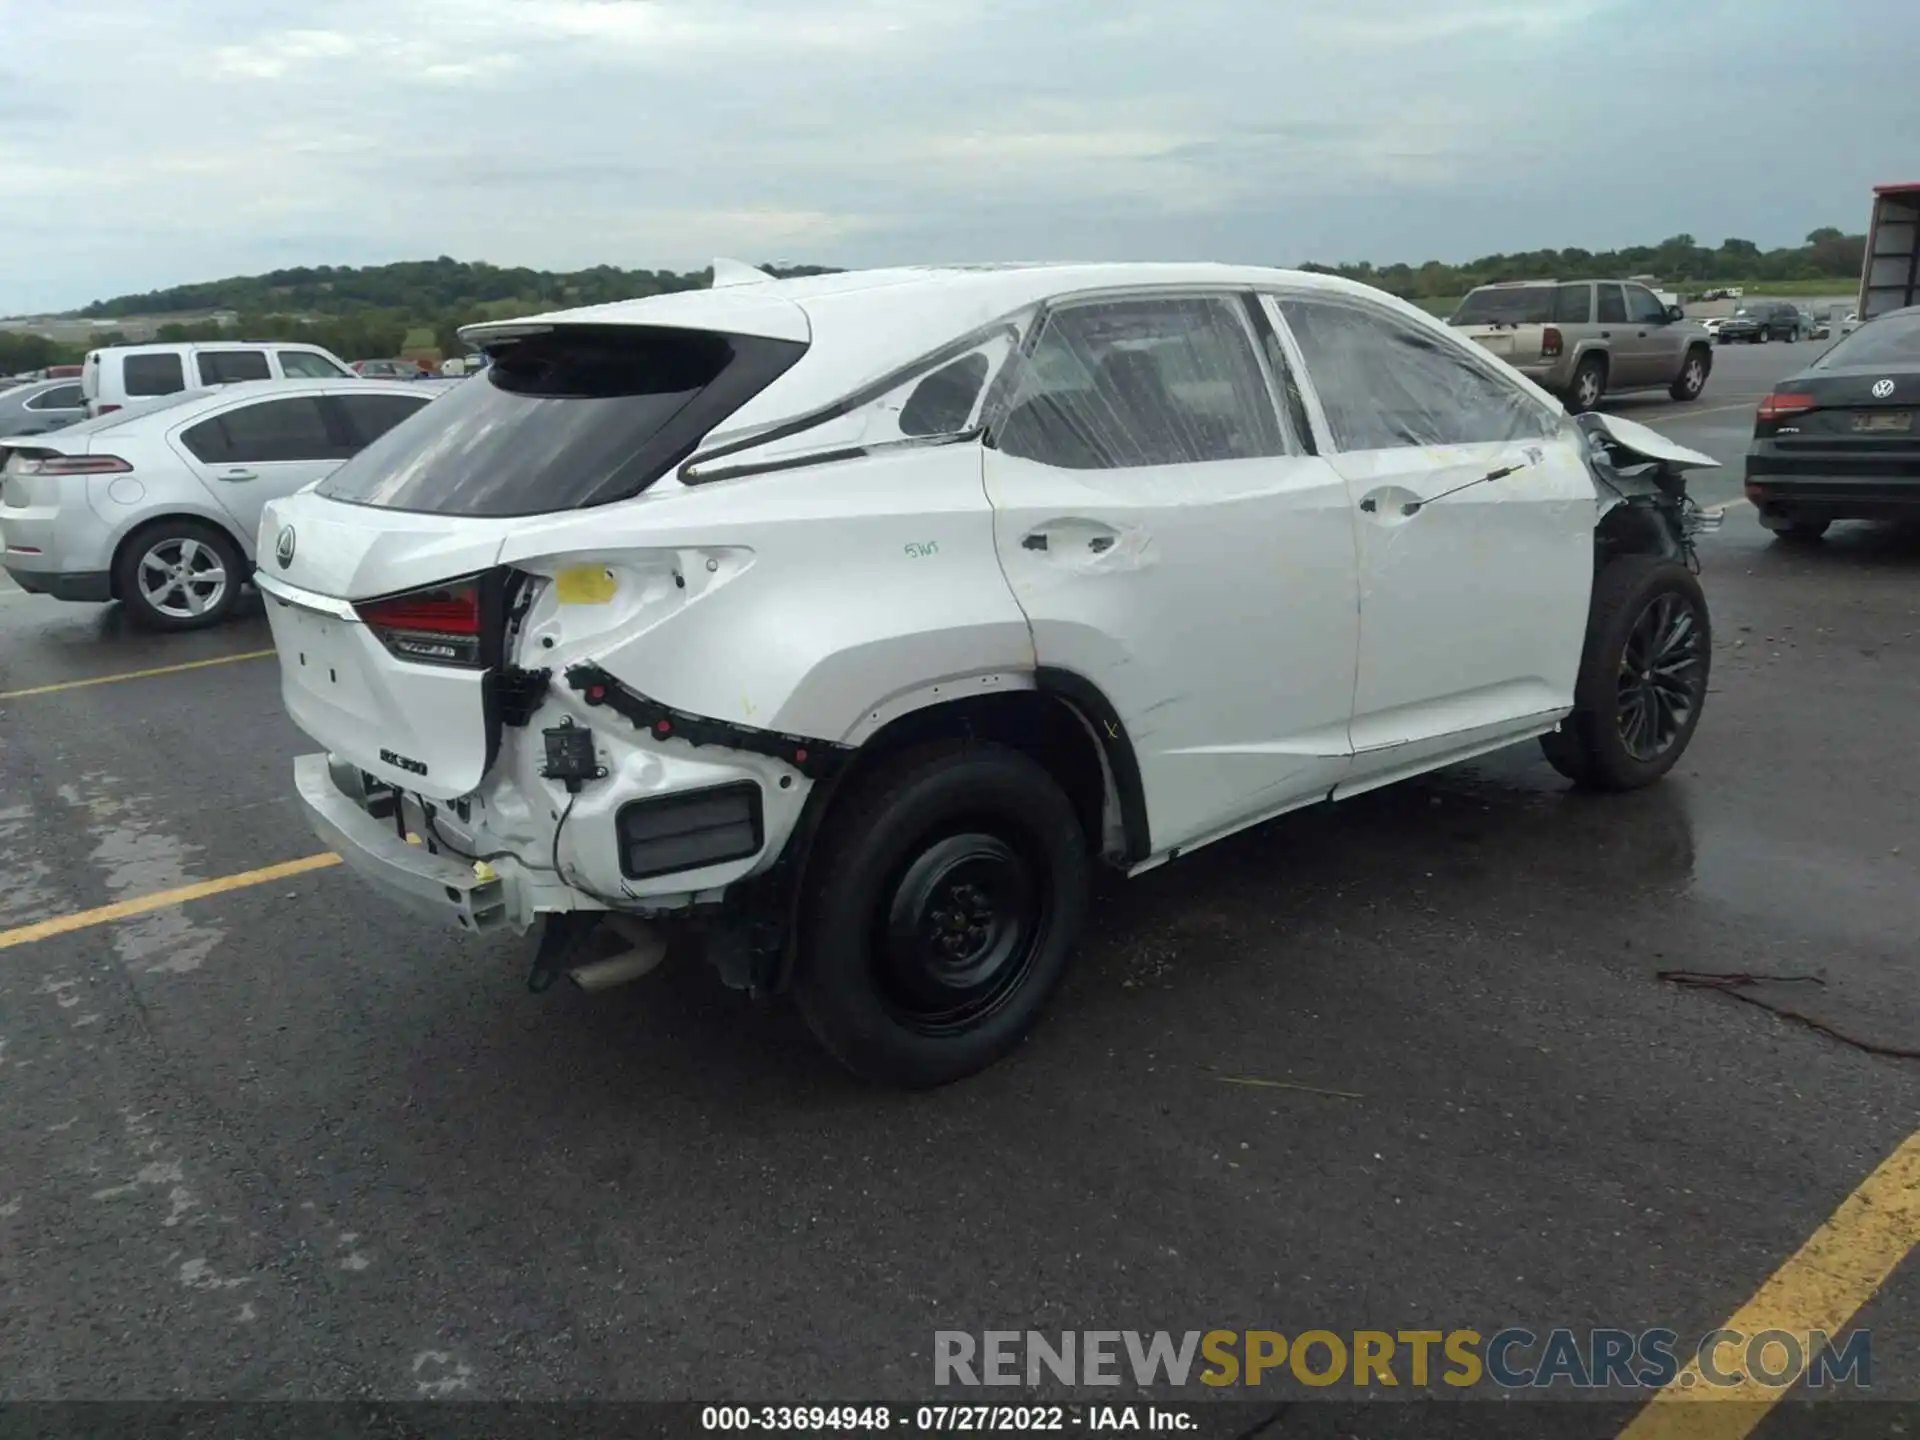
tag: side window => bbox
[196,350,272,385]
[1625,287,1667,324]
[280,350,348,379]
[25,384,84,411]
[995,295,1286,470]
[1597,284,1627,324]
[1276,297,1549,451]
[1554,284,1594,324]
[181,397,338,465]
[123,353,186,397]
[336,393,430,448]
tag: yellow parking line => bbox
[1618,1131,1920,1440]
[0,649,274,701]
[0,852,340,952]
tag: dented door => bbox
[983,292,1361,855]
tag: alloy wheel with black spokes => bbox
[114,520,244,630]
[1615,590,1706,764]
[1539,555,1712,791]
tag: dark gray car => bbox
[0,378,88,437]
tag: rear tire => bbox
[1565,356,1607,414]
[1668,348,1710,401]
[793,741,1091,1088]
[114,519,244,631]
[1539,556,1710,792]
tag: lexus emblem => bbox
[1872,378,1897,398]
[275,526,296,568]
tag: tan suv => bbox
[1448,280,1714,413]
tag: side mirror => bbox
[1666,306,1685,322]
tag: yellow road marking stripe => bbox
[1618,1131,1920,1439]
[0,852,340,951]
[0,648,275,701]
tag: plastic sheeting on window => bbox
[1277,296,1557,452]
[989,295,1292,471]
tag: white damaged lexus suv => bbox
[256,261,1718,1087]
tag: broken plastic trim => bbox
[565,663,851,780]
[679,316,1028,485]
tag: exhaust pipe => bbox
[566,916,668,993]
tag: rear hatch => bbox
[1447,285,1566,360]
[260,320,808,800]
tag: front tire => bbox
[1539,556,1710,791]
[114,519,243,631]
[793,741,1091,1088]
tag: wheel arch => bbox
[107,510,251,601]
[758,675,1150,993]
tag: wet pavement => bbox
[1,342,1915,1425]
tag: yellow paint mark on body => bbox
[1618,1131,1920,1440]
[554,566,617,604]
[0,649,274,701]
[0,853,341,952]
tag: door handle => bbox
[1359,498,1377,513]
[1021,532,1049,551]
[217,468,258,482]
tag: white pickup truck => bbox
[1449,279,1715,413]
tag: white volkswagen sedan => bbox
[254,262,1718,1087]
[0,378,442,628]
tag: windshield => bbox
[1813,312,1920,368]
[316,324,805,516]
[1450,287,1556,325]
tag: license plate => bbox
[1854,411,1912,433]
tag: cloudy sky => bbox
[3,0,1916,314]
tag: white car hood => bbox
[1582,412,1720,471]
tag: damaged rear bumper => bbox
[295,752,516,933]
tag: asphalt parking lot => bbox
[2,336,1915,1435]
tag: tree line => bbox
[2,230,1865,374]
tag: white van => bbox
[81,341,354,417]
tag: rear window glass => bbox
[197,350,272,385]
[1450,287,1559,326]
[1814,312,1920,368]
[317,326,804,516]
[123,353,185,397]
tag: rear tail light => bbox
[1540,326,1564,359]
[6,454,132,476]
[1757,392,1817,420]
[1745,481,1767,502]
[355,576,484,667]
[96,404,121,415]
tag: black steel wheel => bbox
[794,740,1090,1087]
[1540,556,1710,791]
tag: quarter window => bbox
[279,350,348,379]
[196,350,272,385]
[123,353,185,397]
[181,396,342,464]
[24,384,83,411]
[1553,284,1594,324]
[994,295,1287,470]
[1276,297,1550,450]
[334,393,430,447]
